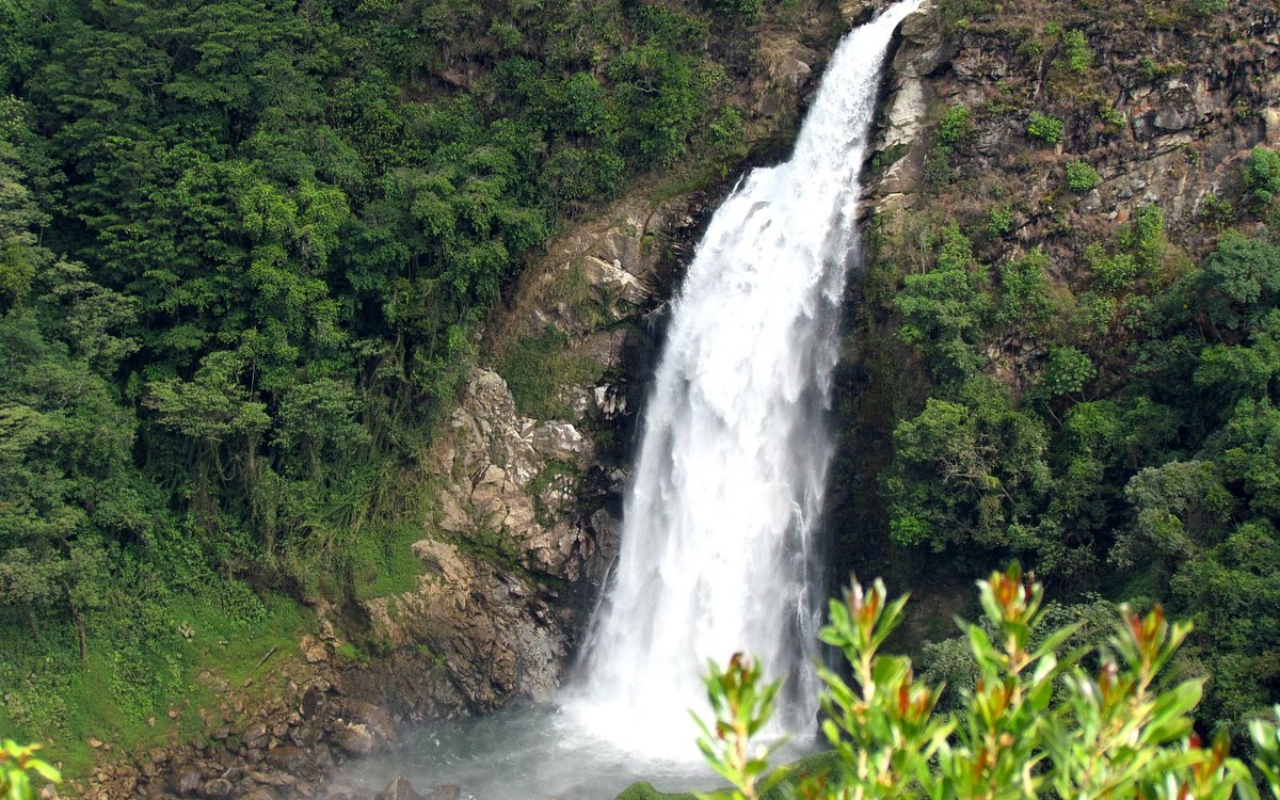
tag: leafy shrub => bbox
[700,0,763,15]
[1065,160,1101,192]
[1190,0,1228,16]
[1026,111,1065,144]
[923,144,956,190]
[694,567,1280,800]
[987,204,1013,238]
[937,104,973,145]
[1062,29,1092,73]
[1244,147,1280,207]
[1040,346,1096,397]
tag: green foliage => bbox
[923,143,957,191]
[1244,147,1280,207]
[1040,347,1096,397]
[700,0,763,16]
[895,225,990,380]
[987,204,1014,239]
[694,568,1280,800]
[692,654,783,800]
[1,740,59,800]
[499,330,601,419]
[1198,232,1280,330]
[1026,111,1065,144]
[1062,29,1092,73]
[937,104,974,146]
[0,0,770,766]
[1190,0,1229,16]
[886,377,1049,551]
[1065,160,1101,193]
[996,248,1055,329]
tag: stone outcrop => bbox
[868,0,953,219]
[863,1,1279,243]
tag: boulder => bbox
[242,722,270,751]
[264,746,317,778]
[300,634,329,664]
[199,778,233,797]
[169,765,204,796]
[375,776,424,800]
[334,724,374,756]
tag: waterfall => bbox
[564,0,922,759]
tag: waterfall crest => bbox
[565,0,923,758]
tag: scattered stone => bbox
[375,776,424,800]
[199,778,233,797]
[170,765,203,795]
[243,722,270,751]
[335,723,374,756]
[248,770,297,787]
[264,746,315,778]
[345,702,397,747]
[301,686,326,719]
[300,634,330,664]
[424,786,462,800]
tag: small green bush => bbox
[1065,160,1101,193]
[1063,29,1092,73]
[1027,111,1065,143]
[700,0,763,15]
[1191,0,1228,16]
[1244,146,1280,207]
[988,204,1014,238]
[923,144,956,191]
[937,104,974,145]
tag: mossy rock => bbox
[612,750,841,800]
[613,782,698,800]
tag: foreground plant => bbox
[0,740,59,800]
[696,565,1280,800]
[693,653,785,800]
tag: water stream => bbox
[562,0,922,756]
[342,2,921,796]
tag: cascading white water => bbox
[565,0,923,759]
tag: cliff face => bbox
[866,0,1279,233]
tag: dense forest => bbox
[3,0,1280,790]
[0,0,770,772]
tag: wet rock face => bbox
[362,537,569,711]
